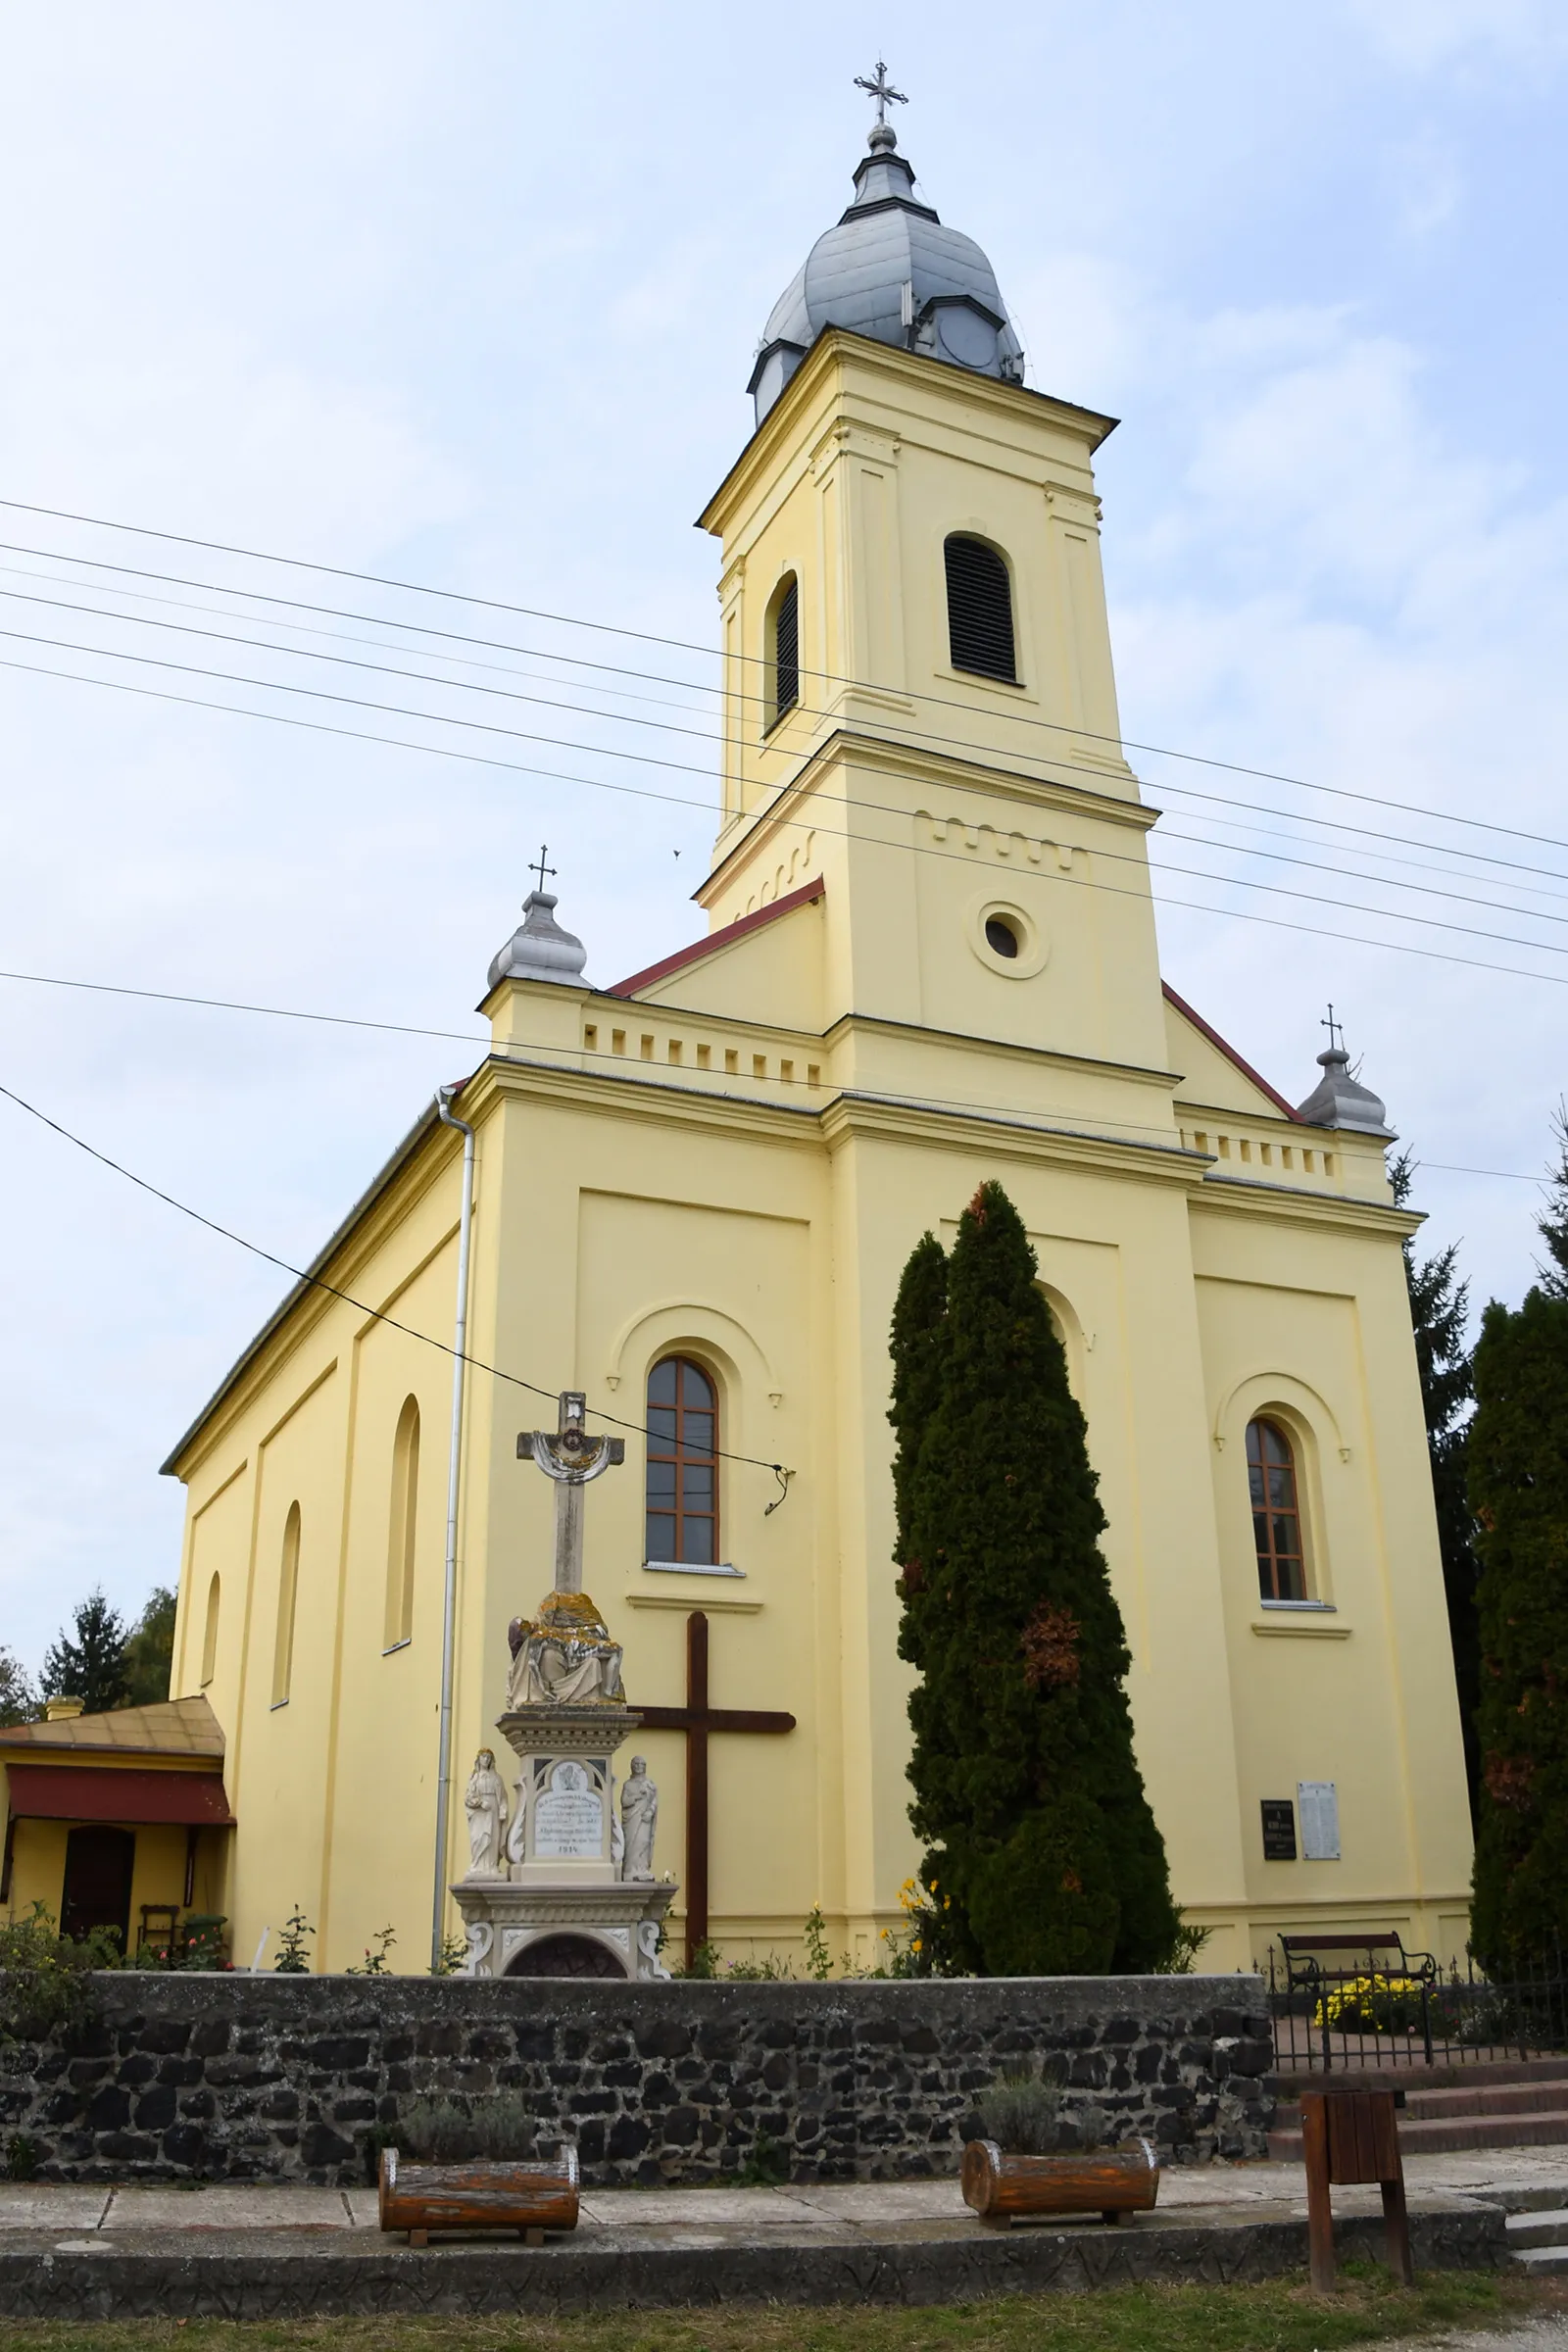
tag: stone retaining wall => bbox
[0,1973,1274,2186]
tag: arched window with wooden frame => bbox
[765,572,800,731]
[200,1572,220,1688]
[1247,1418,1306,1601]
[645,1356,718,1566]
[271,1502,301,1707]
[944,533,1017,683]
[385,1396,420,1651]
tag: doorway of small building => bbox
[60,1824,135,1952]
[504,1933,626,1979]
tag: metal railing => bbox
[1262,1939,1568,2074]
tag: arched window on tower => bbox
[645,1356,718,1566]
[200,1572,220,1688]
[766,573,800,731]
[945,534,1017,683]
[271,1503,300,1707]
[1247,1418,1306,1601]
[385,1396,420,1650]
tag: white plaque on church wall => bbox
[533,1759,605,1859]
[1298,1781,1340,1861]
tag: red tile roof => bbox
[1162,982,1300,1122]
[610,877,825,999]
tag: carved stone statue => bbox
[620,1754,659,1883]
[506,1592,626,1709]
[464,1748,509,1878]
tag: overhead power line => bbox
[10,533,1568,898]
[0,1076,790,1479]
[5,493,1568,865]
[6,575,1568,931]
[10,646,1568,998]
[8,617,1568,974]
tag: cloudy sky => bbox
[2,0,1566,1671]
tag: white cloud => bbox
[1346,0,1568,71]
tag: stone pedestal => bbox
[452,1701,676,1981]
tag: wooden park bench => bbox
[1279,1931,1439,2068]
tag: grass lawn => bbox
[0,2271,1556,2352]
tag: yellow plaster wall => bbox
[158,321,1473,1981]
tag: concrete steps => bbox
[1268,2067,1568,2160]
[1507,2209,1568,2274]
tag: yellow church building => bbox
[147,106,1471,1978]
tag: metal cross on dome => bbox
[529,844,557,895]
[854,59,907,125]
[1321,1004,1346,1055]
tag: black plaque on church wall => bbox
[1260,1799,1297,1861]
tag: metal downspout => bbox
[431,1084,475,1973]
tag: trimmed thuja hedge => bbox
[891,1182,1183,1977]
[1469,1286,1568,1971]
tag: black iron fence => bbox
[1262,1938,1568,2074]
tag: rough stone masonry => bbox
[0,1973,1275,2186]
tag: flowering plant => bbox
[1314,1972,1428,2034]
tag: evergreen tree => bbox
[889,1232,949,1564]
[122,1586,177,1707]
[1390,1153,1479,1819]
[893,1181,1181,1975]
[1537,1102,1568,1299]
[0,1648,36,1728]
[39,1590,130,1716]
[1468,1288,1568,1970]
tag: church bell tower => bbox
[696,85,1170,1081]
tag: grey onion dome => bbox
[487,891,588,991]
[1296,1046,1394,1138]
[749,120,1026,424]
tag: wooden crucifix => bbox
[637,1610,795,1968]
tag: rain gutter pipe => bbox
[431,1083,475,1973]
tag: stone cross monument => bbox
[449,1391,677,1980]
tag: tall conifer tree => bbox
[1536,1103,1568,1299]
[1390,1153,1479,1818]
[892,1181,1181,1975]
[1469,1287,1568,1970]
[39,1590,130,1717]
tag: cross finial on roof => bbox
[1321,1003,1346,1056]
[854,59,907,126]
[529,844,557,895]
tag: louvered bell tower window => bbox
[769,574,800,728]
[945,535,1017,683]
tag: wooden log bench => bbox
[378,2144,579,2246]
[961,2137,1160,2228]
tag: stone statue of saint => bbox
[506,1593,626,1709]
[464,1749,509,1878]
[620,1754,658,1883]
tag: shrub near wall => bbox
[0,1974,1274,2186]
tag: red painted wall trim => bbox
[5,1765,234,1827]
[609,877,825,999]
[1161,981,1302,1123]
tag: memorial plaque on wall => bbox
[1260,1798,1297,1860]
[1298,1780,1341,1861]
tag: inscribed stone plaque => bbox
[533,1759,605,1859]
[1298,1780,1340,1861]
[1260,1798,1298,1861]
